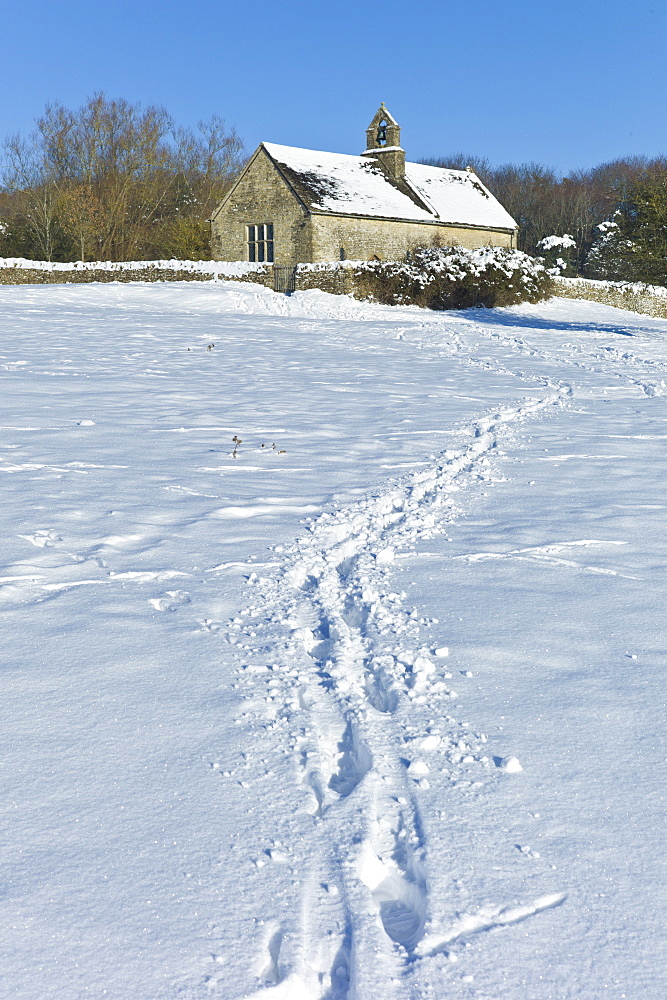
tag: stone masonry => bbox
[309,214,513,262]
[210,106,518,266]
[210,148,311,266]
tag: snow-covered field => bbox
[1,281,665,1000]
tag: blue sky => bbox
[2,0,665,175]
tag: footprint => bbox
[357,839,426,951]
[340,595,368,629]
[261,928,284,984]
[356,799,428,954]
[298,720,369,817]
[322,942,351,1000]
[364,656,400,714]
[376,879,425,950]
[642,380,667,396]
[308,616,335,662]
[328,720,372,798]
[301,759,326,819]
[335,555,358,582]
[149,590,192,612]
[19,530,61,548]
[364,675,399,714]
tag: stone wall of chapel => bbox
[210,151,312,265]
[308,215,514,262]
[210,148,516,264]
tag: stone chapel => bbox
[210,105,517,266]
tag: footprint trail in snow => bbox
[231,388,571,997]
[4,284,665,1000]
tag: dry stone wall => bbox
[553,277,667,319]
[0,260,354,294]
[0,266,216,285]
[0,257,541,303]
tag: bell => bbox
[376,123,387,144]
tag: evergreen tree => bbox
[586,161,667,283]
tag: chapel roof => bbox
[261,142,516,231]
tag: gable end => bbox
[210,145,308,224]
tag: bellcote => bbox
[365,103,401,150]
[361,103,406,181]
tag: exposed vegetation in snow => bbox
[350,245,552,309]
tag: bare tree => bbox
[420,151,667,275]
[2,93,246,260]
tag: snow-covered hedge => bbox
[350,246,552,309]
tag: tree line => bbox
[0,94,245,262]
[1,95,666,285]
[424,152,667,284]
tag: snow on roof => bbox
[262,142,516,231]
[263,143,433,222]
[406,162,517,230]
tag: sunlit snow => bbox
[0,280,665,1000]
